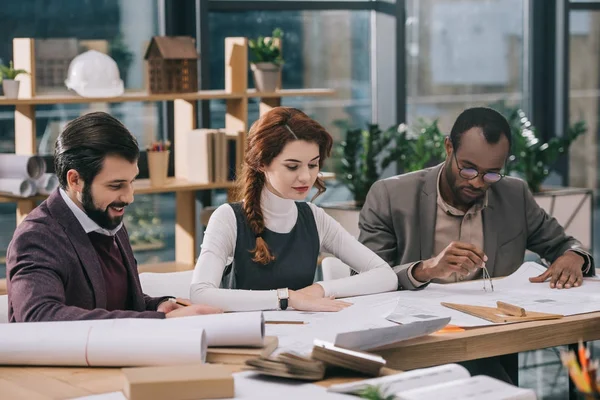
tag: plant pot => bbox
[251,62,281,92]
[2,79,20,99]
[147,150,170,186]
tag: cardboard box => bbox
[122,363,234,400]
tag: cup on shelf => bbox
[147,150,170,186]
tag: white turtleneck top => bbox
[190,188,398,311]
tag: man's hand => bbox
[157,298,189,313]
[529,251,584,289]
[413,241,487,282]
[158,298,223,318]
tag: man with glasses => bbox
[359,107,593,292]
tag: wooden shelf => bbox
[0,178,236,203]
[137,261,194,274]
[0,175,332,203]
[0,88,336,106]
[133,178,235,194]
[0,90,245,105]
[2,36,336,267]
[247,88,336,98]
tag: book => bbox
[311,339,386,376]
[328,364,536,400]
[175,129,214,183]
[206,336,278,365]
[245,339,387,381]
[246,352,326,381]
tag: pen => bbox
[170,298,191,307]
[265,320,306,325]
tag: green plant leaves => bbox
[496,101,586,192]
[335,119,446,206]
[0,61,28,80]
[249,28,284,66]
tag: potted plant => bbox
[494,103,587,193]
[494,102,592,251]
[332,119,445,208]
[248,28,283,92]
[0,61,28,99]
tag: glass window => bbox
[568,10,600,259]
[406,0,527,131]
[208,10,372,137]
[208,10,371,204]
[0,0,172,277]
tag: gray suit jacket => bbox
[7,189,169,322]
[358,164,593,290]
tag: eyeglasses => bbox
[453,153,504,184]
[482,264,494,292]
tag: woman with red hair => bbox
[190,107,398,312]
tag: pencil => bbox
[265,320,306,325]
[174,299,191,307]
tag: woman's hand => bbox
[295,283,326,298]
[288,290,352,312]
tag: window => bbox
[208,10,372,136]
[0,0,174,277]
[406,0,527,131]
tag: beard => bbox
[445,163,485,207]
[81,184,128,230]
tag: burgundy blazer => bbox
[7,189,169,322]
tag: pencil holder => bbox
[147,150,170,186]
[577,390,600,400]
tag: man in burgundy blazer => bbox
[7,112,219,322]
[7,190,169,321]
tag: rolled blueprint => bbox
[0,154,46,180]
[87,312,266,347]
[0,178,36,197]
[35,173,59,195]
[0,323,207,367]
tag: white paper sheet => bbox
[0,154,46,179]
[334,317,451,351]
[386,262,600,327]
[0,178,36,197]
[35,173,59,195]
[4,312,265,348]
[328,364,471,395]
[395,375,537,400]
[139,270,193,299]
[230,371,356,399]
[86,326,207,366]
[0,324,206,367]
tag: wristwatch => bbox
[277,288,289,310]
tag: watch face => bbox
[277,288,288,299]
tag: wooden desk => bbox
[374,312,600,370]
[2,312,600,399]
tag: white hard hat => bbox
[65,50,124,97]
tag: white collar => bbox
[261,186,296,216]
[59,188,123,236]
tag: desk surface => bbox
[2,312,600,399]
[375,311,600,370]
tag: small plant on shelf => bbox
[0,61,28,99]
[249,28,284,92]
